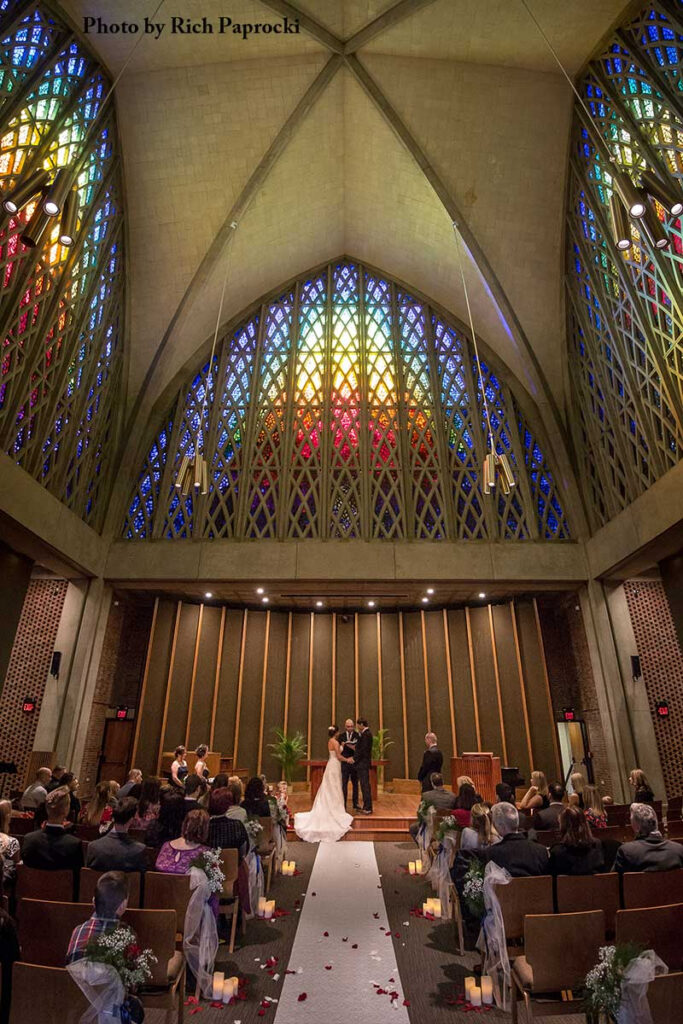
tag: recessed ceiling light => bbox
[262,596,269,604]
[478,592,486,599]
[316,601,323,608]
[427,587,434,595]
[422,596,429,603]
[205,592,213,599]
[256,587,264,595]
[367,600,375,608]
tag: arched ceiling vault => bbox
[56,0,630,537]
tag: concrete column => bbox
[659,552,683,654]
[0,540,33,692]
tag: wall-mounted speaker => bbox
[631,655,642,680]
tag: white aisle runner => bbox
[274,842,411,1024]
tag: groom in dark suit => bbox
[340,718,361,810]
[354,718,373,814]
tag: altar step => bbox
[287,814,412,843]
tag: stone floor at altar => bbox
[286,790,423,841]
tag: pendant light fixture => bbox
[58,188,79,247]
[640,168,683,217]
[609,193,631,250]
[20,201,53,248]
[452,224,515,496]
[175,221,239,497]
[2,168,50,216]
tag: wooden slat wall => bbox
[133,599,561,784]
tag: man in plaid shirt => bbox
[66,871,131,964]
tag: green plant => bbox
[268,728,308,784]
[372,728,393,789]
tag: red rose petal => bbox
[342,937,348,942]
[298,993,307,1002]
[373,912,379,919]
[351,944,358,949]
[190,1009,202,1016]
[312,892,317,896]
[210,1002,223,1009]
[403,999,411,1007]
[394,932,400,938]
[325,965,332,970]
[257,1011,266,1018]
[388,978,395,983]
[323,931,329,936]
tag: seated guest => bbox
[46,766,67,793]
[66,871,130,964]
[583,785,608,829]
[60,774,81,824]
[155,809,211,875]
[613,803,683,872]
[226,778,247,821]
[21,767,51,811]
[130,777,161,831]
[79,780,115,832]
[453,782,479,827]
[170,745,188,789]
[211,773,229,791]
[532,782,566,832]
[568,772,586,809]
[183,773,206,813]
[85,798,147,872]
[519,770,550,813]
[494,782,516,806]
[549,806,604,875]
[118,769,143,798]
[417,733,443,793]
[480,803,549,876]
[146,791,187,849]
[0,801,20,886]
[242,777,270,818]
[22,788,83,871]
[628,768,655,806]
[207,789,249,859]
[461,803,501,852]
[409,773,457,841]
[194,745,209,779]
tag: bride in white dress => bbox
[294,726,354,843]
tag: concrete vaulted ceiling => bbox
[57,0,629,486]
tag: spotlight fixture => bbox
[262,596,269,604]
[478,592,486,599]
[257,587,264,595]
[427,587,435,595]
[609,192,631,251]
[2,168,50,215]
[367,600,376,608]
[640,168,683,217]
[316,600,323,608]
[639,203,670,250]
[42,168,70,217]
[205,592,213,599]
[58,187,78,246]
[421,596,429,604]
[19,203,53,248]
[613,171,646,218]
[175,439,208,496]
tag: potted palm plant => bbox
[268,728,308,784]
[372,727,393,792]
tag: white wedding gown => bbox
[294,749,353,843]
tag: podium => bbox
[301,760,388,802]
[451,753,501,803]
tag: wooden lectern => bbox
[452,753,501,803]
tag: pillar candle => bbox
[212,972,224,1001]
[431,898,442,919]
[257,897,268,917]
[282,861,289,874]
[288,861,296,875]
[481,977,493,1005]
[408,861,416,875]
[470,986,482,1007]
[464,976,475,1000]
[265,900,275,919]
[415,859,423,874]
[221,978,233,1003]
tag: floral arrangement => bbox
[436,815,463,843]
[84,925,157,990]
[462,859,486,919]
[584,943,643,1020]
[245,818,264,844]
[416,800,436,825]
[269,795,289,829]
[189,847,226,894]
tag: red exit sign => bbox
[655,700,669,719]
[116,706,128,720]
[562,708,576,722]
[22,698,36,713]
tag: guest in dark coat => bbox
[532,782,566,832]
[417,733,443,793]
[85,798,147,872]
[549,806,604,875]
[207,789,249,859]
[182,773,206,814]
[146,792,187,849]
[481,802,549,876]
[241,777,271,818]
[22,788,83,872]
[613,803,683,872]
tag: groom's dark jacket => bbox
[340,729,360,759]
[355,729,372,766]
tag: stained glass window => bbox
[123,261,570,542]
[566,1,683,531]
[0,1,124,527]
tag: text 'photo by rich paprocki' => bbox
[82,12,301,39]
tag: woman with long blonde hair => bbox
[583,785,608,829]
[461,803,500,851]
[519,770,550,812]
[79,780,114,831]
[568,772,586,809]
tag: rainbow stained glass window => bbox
[123,260,571,542]
[0,1,124,527]
[565,1,683,531]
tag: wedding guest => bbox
[80,780,115,832]
[549,806,604,875]
[612,803,683,872]
[480,803,549,876]
[118,769,143,798]
[130,777,161,831]
[568,772,586,809]
[211,773,229,791]
[628,768,655,805]
[519,770,550,813]
[583,785,608,829]
[46,765,67,793]
[22,788,83,871]
[85,798,147,872]
[226,778,247,822]
[409,773,456,841]
[60,773,81,823]
[155,809,211,876]
[0,802,20,886]
[531,782,566,831]
[461,803,500,852]
[0,876,20,1024]
[20,767,51,811]
[494,782,516,806]
[146,792,187,849]
[66,871,130,963]
[207,789,249,858]
[170,746,188,788]
[242,777,270,818]
[417,733,443,793]
[453,782,479,827]
[183,774,207,813]
[194,745,209,779]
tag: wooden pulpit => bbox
[452,753,501,803]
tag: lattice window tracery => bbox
[124,260,570,543]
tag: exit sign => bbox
[655,700,669,719]
[22,697,36,713]
[562,708,576,722]
[116,706,129,720]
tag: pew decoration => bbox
[414,801,436,864]
[584,945,668,1024]
[184,849,224,998]
[426,815,463,919]
[67,925,156,1022]
[475,862,512,1011]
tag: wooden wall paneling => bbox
[508,601,534,780]
[185,605,204,749]
[514,600,558,779]
[287,613,311,778]
[306,614,314,778]
[156,601,182,774]
[256,611,271,775]
[130,597,159,769]
[331,613,337,725]
[231,611,249,771]
[187,605,222,751]
[487,605,509,765]
[491,604,531,777]
[533,598,562,780]
[354,613,360,719]
[442,609,458,755]
[161,603,200,758]
[420,611,432,734]
[357,612,379,730]
[376,614,383,732]
[403,612,428,778]
[467,605,504,756]
[261,612,289,779]
[335,614,355,731]
[398,613,409,778]
[136,600,176,777]
[236,610,267,777]
[208,608,226,750]
[464,608,482,751]
[212,610,245,762]
[283,612,292,733]
[379,613,403,782]
[448,609,477,752]
[423,610,453,768]
[311,614,333,759]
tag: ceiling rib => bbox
[255,0,344,52]
[343,0,440,53]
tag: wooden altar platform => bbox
[286,790,416,842]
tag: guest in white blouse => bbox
[460,803,501,852]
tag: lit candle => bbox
[431,898,442,919]
[464,976,475,1000]
[222,978,234,1003]
[415,859,423,874]
[470,986,482,1007]
[288,861,296,875]
[481,977,493,1005]
[422,901,431,916]
[408,861,416,875]
[265,899,275,919]
[282,860,289,874]
[257,897,268,917]
[212,972,224,1001]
